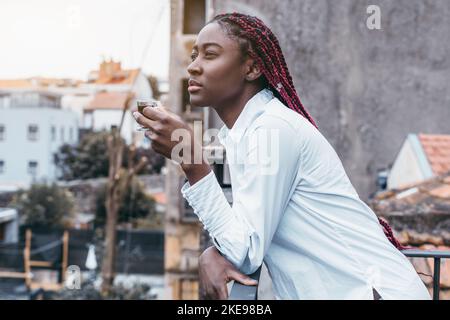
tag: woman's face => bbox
[187,22,248,108]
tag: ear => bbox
[245,58,263,82]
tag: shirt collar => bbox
[218,88,274,145]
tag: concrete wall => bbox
[211,0,450,200]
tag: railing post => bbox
[228,266,262,300]
[433,258,440,300]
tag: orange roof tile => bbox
[94,69,140,85]
[428,185,450,199]
[85,91,131,111]
[419,134,450,176]
[0,77,83,89]
[89,60,140,85]
[0,79,33,88]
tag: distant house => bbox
[0,208,18,244]
[388,133,450,189]
[83,91,137,144]
[0,90,79,189]
[85,59,151,96]
[76,59,154,146]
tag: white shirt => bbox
[181,88,431,300]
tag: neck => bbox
[213,85,263,129]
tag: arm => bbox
[182,117,301,274]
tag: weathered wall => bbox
[211,0,450,200]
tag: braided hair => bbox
[208,12,409,252]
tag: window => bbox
[69,127,73,141]
[0,125,5,141]
[28,161,38,176]
[28,124,39,141]
[0,160,4,174]
[182,0,206,34]
[51,126,56,141]
[60,127,64,142]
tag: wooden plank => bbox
[29,261,53,267]
[30,282,63,291]
[0,271,28,279]
[62,230,69,282]
[24,229,32,287]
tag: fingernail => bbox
[133,112,139,120]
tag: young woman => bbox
[133,12,430,300]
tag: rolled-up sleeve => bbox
[181,117,301,274]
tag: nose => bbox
[187,59,201,75]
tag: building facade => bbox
[165,0,211,300]
[0,90,79,190]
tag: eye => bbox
[190,52,198,61]
[205,51,217,57]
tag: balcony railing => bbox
[228,249,450,300]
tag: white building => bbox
[0,90,79,190]
[387,133,450,189]
[83,91,138,145]
[63,59,154,146]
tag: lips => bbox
[188,79,202,93]
[188,79,202,87]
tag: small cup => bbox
[135,99,159,131]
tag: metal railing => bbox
[228,249,450,300]
[402,249,450,300]
[228,266,262,300]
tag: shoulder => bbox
[250,97,317,142]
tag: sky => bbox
[0,0,170,80]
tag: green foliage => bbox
[11,183,75,228]
[54,131,110,180]
[95,177,158,227]
[54,131,165,181]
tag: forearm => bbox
[180,171,260,273]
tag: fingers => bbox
[226,269,258,286]
[142,105,168,121]
[133,112,159,131]
[144,130,158,141]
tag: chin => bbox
[189,96,209,108]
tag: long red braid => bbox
[209,12,409,251]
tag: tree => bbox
[54,131,111,180]
[54,131,165,181]
[147,75,162,100]
[11,183,75,228]
[94,176,157,227]
[101,115,147,293]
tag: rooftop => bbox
[84,91,131,111]
[419,134,450,176]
